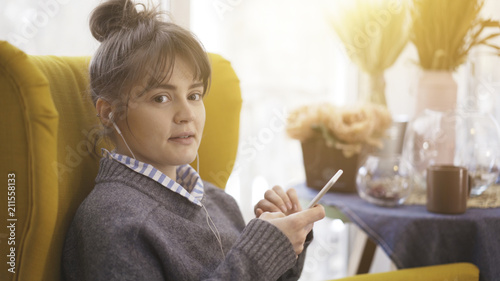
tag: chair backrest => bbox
[0,41,241,281]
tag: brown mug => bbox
[426,165,470,214]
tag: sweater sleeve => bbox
[204,219,308,281]
[277,230,314,281]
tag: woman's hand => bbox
[254,186,301,217]
[259,205,325,256]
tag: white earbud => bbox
[108,112,123,135]
[109,112,122,135]
[108,111,136,159]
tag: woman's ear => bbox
[96,98,113,127]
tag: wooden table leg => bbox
[348,226,377,275]
[356,237,377,274]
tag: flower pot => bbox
[301,136,360,193]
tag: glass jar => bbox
[356,154,413,207]
[402,109,500,196]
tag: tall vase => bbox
[414,70,457,115]
[402,70,458,190]
[418,70,457,165]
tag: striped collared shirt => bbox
[102,149,204,206]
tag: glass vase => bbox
[356,154,413,207]
[402,109,500,196]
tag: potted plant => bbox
[410,0,500,114]
[286,103,392,192]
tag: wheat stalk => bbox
[330,0,410,105]
[411,0,500,71]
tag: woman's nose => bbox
[173,100,196,124]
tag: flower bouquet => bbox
[287,103,392,192]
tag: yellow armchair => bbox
[331,263,479,281]
[0,41,479,281]
[0,41,241,281]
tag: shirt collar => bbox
[102,148,204,206]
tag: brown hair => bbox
[89,0,211,127]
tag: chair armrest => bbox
[328,263,479,281]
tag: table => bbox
[295,183,500,281]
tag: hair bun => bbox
[89,0,139,42]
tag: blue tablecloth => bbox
[294,183,500,281]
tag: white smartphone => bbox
[307,169,343,209]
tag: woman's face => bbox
[113,58,206,178]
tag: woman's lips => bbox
[169,135,195,145]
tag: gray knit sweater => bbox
[62,158,311,280]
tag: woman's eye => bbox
[188,93,202,101]
[154,95,169,103]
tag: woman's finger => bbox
[286,188,302,212]
[272,185,293,211]
[255,199,283,214]
[255,208,263,217]
[264,189,288,213]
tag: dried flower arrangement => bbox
[411,0,500,71]
[286,103,392,157]
[330,0,410,106]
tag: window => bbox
[190,0,359,222]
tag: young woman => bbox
[62,1,325,280]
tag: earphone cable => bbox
[202,203,225,259]
[112,122,137,159]
[196,152,200,174]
